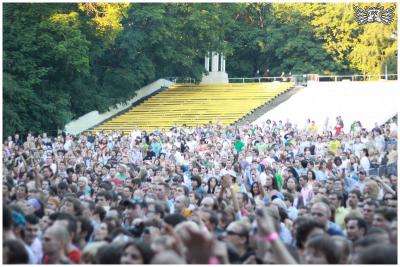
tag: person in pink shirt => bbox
[299,175,314,206]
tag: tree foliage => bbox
[3,3,397,137]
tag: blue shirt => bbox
[151,142,162,155]
[327,221,345,236]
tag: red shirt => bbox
[67,249,81,264]
[111,177,123,185]
[335,124,342,134]
[43,248,81,264]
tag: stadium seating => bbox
[92,82,294,132]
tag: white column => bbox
[211,52,219,72]
[201,51,228,83]
[205,53,210,72]
[223,56,226,72]
[221,53,226,72]
[219,53,222,72]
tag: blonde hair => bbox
[344,210,363,224]
[138,168,148,180]
[47,197,60,209]
[81,241,108,264]
[78,176,88,186]
[364,179,380,199]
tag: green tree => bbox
[78,3,129,46]
[348,3,397,75]
[3,4,73,136]
[3,3,397,137]
[226,3,344,77]
[272,3,397,75]
[225,3,272,77]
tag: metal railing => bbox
[368,163,397,177]
[164,74,398,85]
[228,76,294,83]
[228,74,398,85]
[318,74,398,82]
[163,77,198,84]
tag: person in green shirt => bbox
[234,135,245,153]
[328,191,349,229]
[255,137,267,154]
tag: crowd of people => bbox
[2,116,398,264]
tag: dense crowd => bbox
[3,116,398,264]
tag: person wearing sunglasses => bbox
[223,220,252,263]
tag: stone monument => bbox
[201,52,229,84]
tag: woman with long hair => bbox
[360,148,371,174]
[282,177,305,209]
[306,170,316,182]
[206,177,219,194]
[249,180,265,206]
[263,174,278,195]
[120,240,154,264]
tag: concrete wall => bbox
[64,79,174,135]
[201,71,229,84]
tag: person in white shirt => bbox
[24,214,43,264]
[360,148,370,175]
[353,136,365,159]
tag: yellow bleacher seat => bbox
[92,82,293,133]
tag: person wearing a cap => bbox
[2,114,398,264]
[224,220,252,263]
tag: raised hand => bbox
[212,240,230,264]
[183,226,213,264]
[256,208,277,236]
[162,223,186,258]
